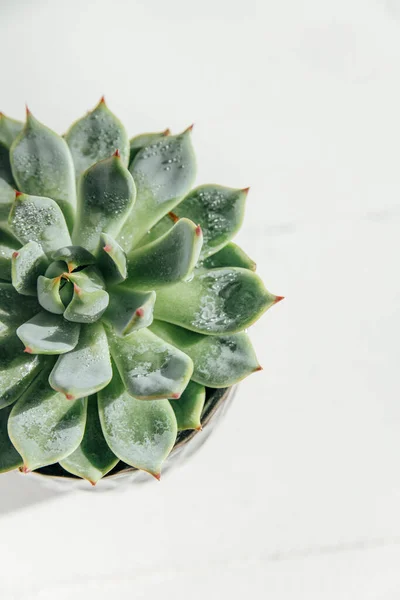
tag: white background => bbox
[1,0,400,598]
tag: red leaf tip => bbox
[135,308,144,317]
[255,365,263,372]
[73,283,82,295]
[15,190,23,198]
[274,295,285,304]
[24,346,32,354]
[103,244,112,253]
[99,95,106,105]
[22,465,31,474]
[167,211,179,223]
[171,393,181,399]
[25,104,31,116]
[242,187,251,195]
[163,128,171,136]
[113,149,121,158]
[184,123,194,133]
[153,473,161,481]
[89,480,97,487]
[195,225,202,236]
[65,393,75,401]
[12,251,19,259]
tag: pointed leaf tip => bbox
[15,190,23,198]
[184,124,194,134]
[171,393,181,399]
[113,148,121,158]
[152,472,161,481]
[255,365,263,372]
[99,95,106,105]
[135,308,144,317]
[90,480,97,487]
[163,128,171,136]
[242,187,250,194]
[25,104,31,117]
[103,244,112,253]
[274,295,285,304]
[65,393,75,400]
[195,225,202,236]
[167,211,179,223]
[195,425,203,431]
[12,251,19,259]
[22,465,31,474]
[24,347,33,354]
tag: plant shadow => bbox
[0,471,66,518]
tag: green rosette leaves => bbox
[0,101,281,483]
[10,112,76,229]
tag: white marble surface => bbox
[1,0,400,598]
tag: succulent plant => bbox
[0,99,282,484]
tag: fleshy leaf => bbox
[65,99,130,179]
[174,185,248,258]
[0,227,19,281]
[108,328,193,400]
[59,279,74,306]
[98,233,127,283]
[0,113,23,148]
[125,218,202,291]
[8,364,87,471]
[98,368,177,477]
[0,142,14,185]
[9,193,72,254]
[37,275,65,314]
[10,112,76,228]
[150,320,260,387]
[129,130,169,164]
[11,241,48,296]
[102,287,155,336]
[154,267,278,334]
[51,246,96,272]
[49,322,112,400]
[201,242,256,271]
[169,381,205,431]
[64,267,109,323]
[0,335,45,409]
[0,282,40,331]
[72,153,136,254]
[0,179,15,222]
[60,395,119,484]
[17,311,80,355]
[118,128,196,251]
[0,404,23,473]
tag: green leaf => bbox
[60,395,119,484]
[72,153,136,254]
[64,267,109,323]
[37,275,65,314]
[174,185,248,258]
[0,226,19,281]
[65,98,130,180]
[118,128,196,251]
[126,218,202,291]
[17,311,80,355]
[51,245,96,272]
[8,364,87,472]
[98,233,127,283]
[108,328,193,400]
[0,404,22,473]
[102,286,155,336]
[0,334,45,409]
[59,279,74,306]
[150,320,260,387]
[129,130,169,164]
[98,369,177,478]
[0,282,40,330]
[169,380,205,431]
[200,242,256,271]
[49,322,112,400]
[0,113,23,148]
[154,267,279,334]
[0,142,14,185]
[11,241,48,296]
[0,179,15,222]
[10,112,76,229]
[8,193,72,254]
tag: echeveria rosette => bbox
[0,100,283,484]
